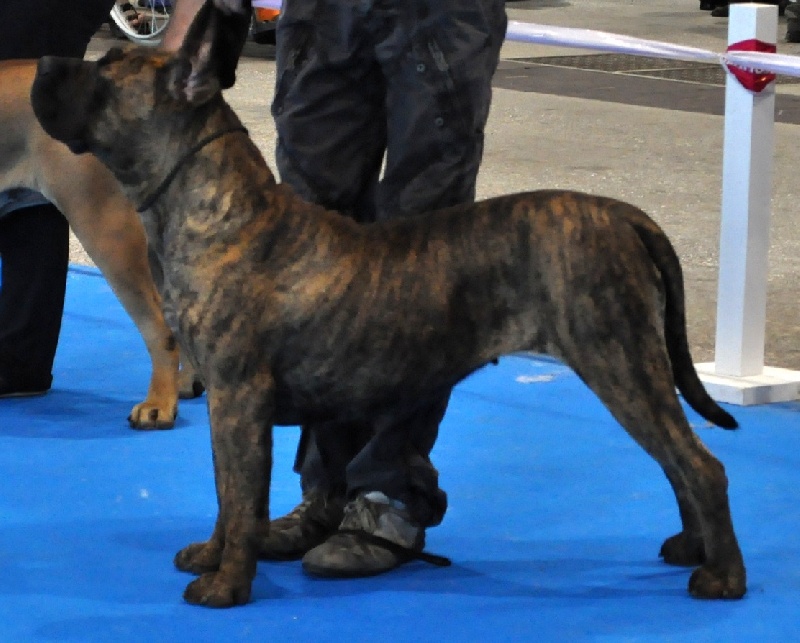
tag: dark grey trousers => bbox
[272,0,507,526]
[0,0,116,387]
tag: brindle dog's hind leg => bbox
[564,333,746,599]
[659,470,707,567]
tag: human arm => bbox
[162,0,249,50]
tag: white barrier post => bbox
[718,3,775,378]
[696,3,800,405]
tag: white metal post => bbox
[715,3,775,377]
[696,3,800,404]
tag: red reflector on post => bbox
[726,39,777,92]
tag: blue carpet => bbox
[0,267,799,642]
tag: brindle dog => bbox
[30,0,746,608]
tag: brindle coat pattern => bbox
[30,1,746,607]
[0,59,195,429]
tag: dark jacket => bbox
[0,0,115,59]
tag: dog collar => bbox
[136,125,249,213]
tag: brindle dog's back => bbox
[265,190,728,429]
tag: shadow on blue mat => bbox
[0,267,798,642]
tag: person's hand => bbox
[213,0,247,14]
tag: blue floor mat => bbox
[0,267,799,642]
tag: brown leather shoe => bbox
[301,492,427,578]
[258,490,345,561]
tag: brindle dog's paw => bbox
[178,371,205,399]
[174,541,222,575]
[183,571,252,608]
[128,402,177,430]
[659,532,706,567]
[688,565,747,599]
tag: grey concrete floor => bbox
[78,0,800,370]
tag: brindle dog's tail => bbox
[617,202,738,430]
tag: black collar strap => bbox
[136,125,249,213]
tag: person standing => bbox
[0,0,116,397]
[707,0,785,18]
[786,1,800,41]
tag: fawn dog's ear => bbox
[166,0,252,104]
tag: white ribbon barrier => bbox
[507,21,723,64]
[507,20,800,77]
[250,1,800,404]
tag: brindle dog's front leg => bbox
[174,376,273,607]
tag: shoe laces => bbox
[340,493,422,549]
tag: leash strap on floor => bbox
[337,529,452,567]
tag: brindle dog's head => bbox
[30,0,251,165]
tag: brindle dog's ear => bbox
[166,0,252,104]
